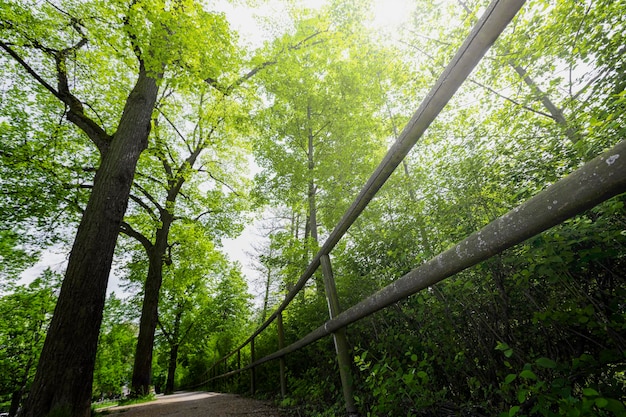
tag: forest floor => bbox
[98,391,285,417]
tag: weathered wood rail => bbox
[189,0,626,415]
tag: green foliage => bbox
[497,348,626,417]
[353,347,443,417]
[92,295,137,400]
[150,224,253,393]
[0,270,59,413]
[2,0,625,416]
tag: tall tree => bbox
[120,9,329,393]
[254,5,397,295]
[120,83,250,395]
[1,1,236,415]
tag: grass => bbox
[91,393,156,415]
[117,393,157,406]
[92,400,118,409]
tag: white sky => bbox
[215,0,415,47]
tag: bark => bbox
[9,390,21,417]
[165,343,180,395]
[165,312,182,395]
[306,104,325,295]
[261,248,275,323]
[22,66,158,417]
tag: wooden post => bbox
[237,349,241,391]
[277,313,287,398]
[250,338,256,395]
[321,254,358,416]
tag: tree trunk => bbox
[306,104,325,296]
[131,212,173,396]
[164,311,182,396]
[9,389,21,417]
[22,68,158,417]
[165,343,180,395]
[261,259,273,323]
[130,249,163,396]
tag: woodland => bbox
[0,0,625,416]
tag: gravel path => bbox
[99,391,285,417]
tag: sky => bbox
[18,0,416,305]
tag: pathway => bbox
[99,391,285,417]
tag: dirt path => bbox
[99,391,285,417]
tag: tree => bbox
[1,0,236,415]
[244,1,626,415]
[120,83,250,395]
[152,227,253,392]
[253,4,398,296]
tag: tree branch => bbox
[468,78,554,119]
[155,106,188,143]
[206,30,327,95]
[1,24,112,153]
[134,171,166,190]
[128,192,161,224]
[156,317,173,343]
[193,209,216,222]
[122,0,143,65]
[0,41,61,100]
[401,40,554,120]
[120,221,153,252]
[511,63,581,143]
[209,172,240,196]
[152,119,174,180]
[54,40,112,153]
[132,182,165,215]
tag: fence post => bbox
[277,312,287,398]
[320,254,358,416]
[250,337,256,395]
[237,348,241,391]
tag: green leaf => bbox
[595,398,609,408]
[582,388,599,397]
[605,398,626,413]
[496,341,514,358]
[504,373,517,385]
[402,373,414,384]
[509,405,520,416]
[517,388,529,404]
[535,357,556,369]
[519,370,537,380]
